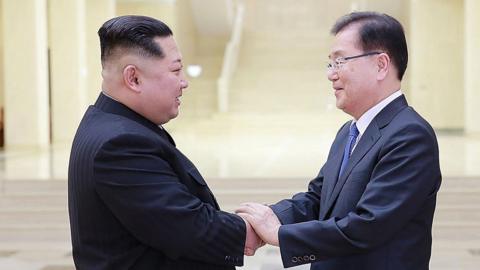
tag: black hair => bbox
[98,15,173,63]
[331,11,408,80]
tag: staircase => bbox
[1,177,480,269]
[228,0,334,116]
[169,0,351,140]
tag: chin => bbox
[335,101,344,110]
[169,111,179,120]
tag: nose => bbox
[180,71,189,89]
[180,79,188,90]
[326,68,338,82]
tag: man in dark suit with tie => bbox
[237,11,441,270]
[68,15,262,269]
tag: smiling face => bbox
[327,24,380,119]
[135,36,188,125]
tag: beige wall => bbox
[48,0,88,143]
[400,1,411,99]
[409,0,464,130]
[0,0,3,108]
[465,0,480,134]
[47,0,115,144]
[2,0,50,148]
[116,2,176,27]
[116,0,198,65]
[174,0,198,65]
[86,0,115,104]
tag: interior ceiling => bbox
[116,0,408,37]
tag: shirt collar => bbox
[354,90,403,136]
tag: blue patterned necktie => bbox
[339,123,359,176]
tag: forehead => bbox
[329,25,362,57]
[154,36,182,64]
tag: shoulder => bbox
[81,106,159,141]
[72,107,165,159]
[379,106,439,156]
[389,106,437,139]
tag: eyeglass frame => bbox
[326,51,384,71]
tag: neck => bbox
[351,85,401,120]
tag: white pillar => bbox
[86,0,115,104]
[1,0,50,149]
[0,0,4,109]
[0,1,3,148]
[465,0,480,134]
[48,0,88,143]
[409,0,464,130]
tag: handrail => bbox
[217,0,245,112]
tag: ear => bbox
[123,65,141,93]
[376,53,390,81]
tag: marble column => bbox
[409,0,464,130]
[464,0,480,134]
[48,0,88,143]
[85,0,115,104]
[1,0,50,149]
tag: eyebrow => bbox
[328,50,345,59]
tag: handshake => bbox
[235,202,282,256]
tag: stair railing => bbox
[217,0,245,112]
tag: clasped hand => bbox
[236,202,282,256]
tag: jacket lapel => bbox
[319,148,344,219]
[320,124,381,219]
[321,95,408,219]
[322,124,350,205]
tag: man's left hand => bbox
[236,202,281,246]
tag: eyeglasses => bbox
[326,51,383,71]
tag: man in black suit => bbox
[237,12,441,270]
[68,15,262,269]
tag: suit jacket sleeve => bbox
[92,133,246,266]
[270,167,324,224]
[276,122,441,268]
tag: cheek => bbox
[342,71,363,91]
[162,76,180,92]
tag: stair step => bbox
[0,210,68,225]
[0,227,70,242]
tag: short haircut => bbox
[331,11,408,80]
[98,15,173,64]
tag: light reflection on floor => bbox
[1,123,479,181]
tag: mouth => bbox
[176,95,182,105]
[333,87,343,97]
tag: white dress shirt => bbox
[351,90,403,152]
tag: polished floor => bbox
[2,113,480,180]
[0,115,480,269]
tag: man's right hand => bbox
[241,216,265,256]
[236,203,281,246]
